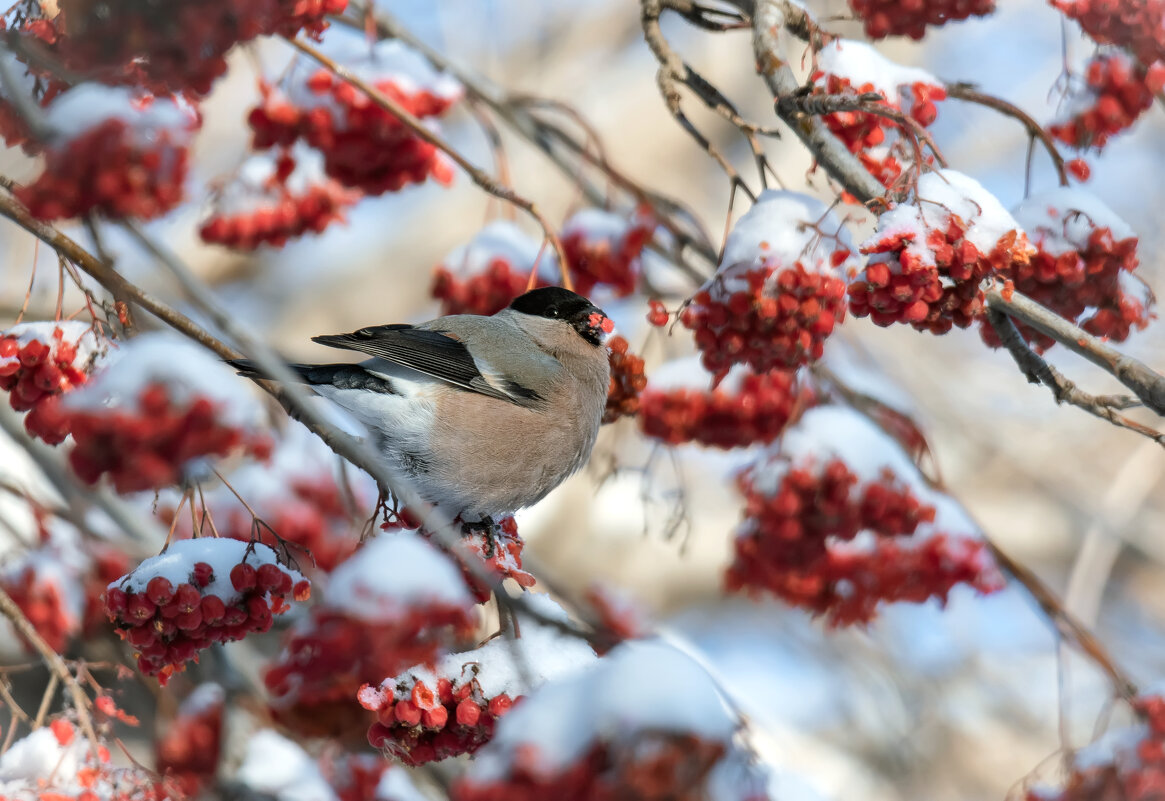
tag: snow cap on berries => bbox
[1011,187,1135,255]
[64,331,263,428]
[442,221,559,281]
[465,639,737,782]
[869,169,1026,262]
[285,32,462,114]
[235,730,342,801]
[111,538,305,609]
[0,321,103,376]
[719,189,858,276]
[0,722,161,797]
[325,532,474,622]
[816,40,942,99]
[44,85,200,146]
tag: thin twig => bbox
[0,586,98,750]
[946,83,1069,187]
[285,37,574,291]
[641,0,758,202]
[984,538,1139,705]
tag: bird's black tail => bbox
[227,359,398,394]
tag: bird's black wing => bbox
[311,324,529,404]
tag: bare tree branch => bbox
[986,284,1165,416]
[284,37,574,291]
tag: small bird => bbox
[231,287,613,523]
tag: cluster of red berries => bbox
[453,734,730,801]
[200,149,359,251]
[155,683,224,797]
[422,517,537,604]
[360,676,516,766]
[849,0,996,39]
[15,88,197,221]
[812,63,946,193]
[67,382,271,494]
[638,365,806,449]
[727,457,999,624]
[850,188,1032,333]
[432,258,533,315]
[2,559,74,653]
[248,54,459,195]
[0,323,97,444]
[1051,0,1165,70]
[104,541,310,684]
[604,335,646,424]
[681,262,848,381]
[430,222,552,315]
[265,602,478,739]
[7,0,346,96]
[983,192,1150,350]
[1049,53,1157,151]
[561,208,654,297]
[1030,694,1165,801]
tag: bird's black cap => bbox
[508,287,612,346]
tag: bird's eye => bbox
[548,309,560,318]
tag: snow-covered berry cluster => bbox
[200,146,360,250]
[1049,53,1157,151]
[811,41,946,194]
[361,595,595,766]
[5,0,345,96]
[727,406,1003,625]
[638,359,808,449]
[62,333,270,494]
[431,221,557,316]
[1027,693,1165,801]
[982,188,1151,351]
[104,539,310,685]
[264,534,477,739]
[0,321,102,445]
[15,86,198,221]
[603,335,646,424]
[1051,0,1165,70]
[849,169,1034,334]
[0,513,114,657]
[561,208,654,297]
[0,721,168,800]
[453,640,765,801]
[155,683,224,797]
[849,0,995,40]
[681,191,856,382]
[249,36,461,195]
[1,545,76,654]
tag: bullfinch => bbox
[231,287,613,523]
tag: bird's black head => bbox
[508,287,612,346]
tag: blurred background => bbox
[1,1,1164,799]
